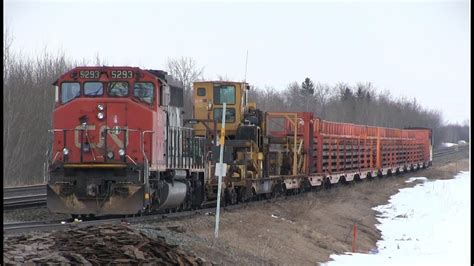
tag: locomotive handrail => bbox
[47,126,206,171]
[141,130,155,163]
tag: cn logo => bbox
[74,125,128,149]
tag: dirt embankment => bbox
[137,156,469,265]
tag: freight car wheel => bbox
[264,192,273,200]
[366,172,373,181]
[323,178,331,189]
[273,183,285,197]
[301,179,311,192]
[377,170,383,178]
[237,187,251,203]
[338,176,347,186]
[354,174,362,183]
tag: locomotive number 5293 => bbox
[111,70,133,79]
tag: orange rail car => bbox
[265,112,432,189]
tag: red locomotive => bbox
[47,67,206,216]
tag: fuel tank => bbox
[156,181,187,210]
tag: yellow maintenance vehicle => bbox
[190,81,267,204]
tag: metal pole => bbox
[215,102,226,238]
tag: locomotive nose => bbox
[69,102,129,163]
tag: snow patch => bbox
[324,171,470,266]
[405,177,428,183]
[441,142,457,147]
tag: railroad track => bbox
[3,184,47,210]
[4,184,46,198]
[3,194,47,210]
[433,144,469,157]
[3,191,305,235]
[3,144,469,212]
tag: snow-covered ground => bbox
[441,142,458,148]
[325,171,470,266]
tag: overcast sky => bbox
[4,0,470,124]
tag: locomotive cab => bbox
[192,81,251,138]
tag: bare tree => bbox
[166,57,204,91]
[166,57,204,118]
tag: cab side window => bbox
[197,88,206,96]
[133,82,154,104]
[61,82,80,103]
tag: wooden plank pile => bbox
[4,224,207,265]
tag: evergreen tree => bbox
[301,77,315,95]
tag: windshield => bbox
[108,81,129,97]
[84,82,103,96]
[61,82,80,103]
[133,82,154,104]
[214,108,236,123]
[213,85,236,105]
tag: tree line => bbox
[3,34,468,185]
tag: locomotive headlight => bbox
[107,151,114,159]
[97,104,104,111]
[118,149,125,156]
[63,148,69,155]
[97,112,105,120]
